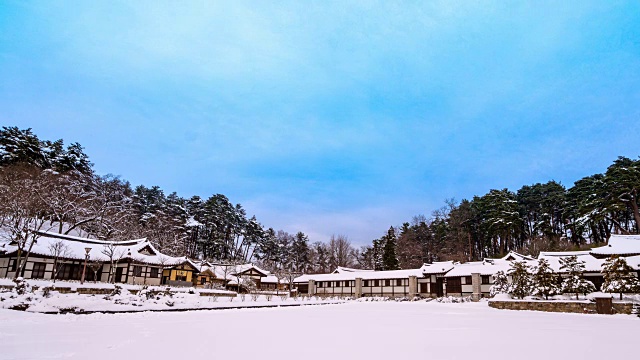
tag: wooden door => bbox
[115,267,123,283]
[434,278,444,297]
[420,283,428,293]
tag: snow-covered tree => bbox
[601,256,640,300]
[0,164,51,278]
[490,270,510,297]
[48,239,71,282]
[508,261,532,299]
[382,227,400,270]
[101,243,126,283]
[532,258,560,300]
[559,255,595,300]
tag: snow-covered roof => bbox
[198,263,271,281]
[261,275,285,284]
[332,266,374,273]
[233,263,270,277]
[443,260,513,277]
[420,261,455,275]
[496,251,534,262]
[538,251,640,273]
[294,268,426,283]
[590,235,640,257]
[0,230,189,267]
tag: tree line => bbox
[1,126,638,274]
[359,157,640,270]
[0,126,364,274]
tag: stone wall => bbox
[489,300,633,315]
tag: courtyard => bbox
[0,301,637,360]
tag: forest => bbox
[1,126,639,274]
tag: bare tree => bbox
[100,243,126,283]
[88,260,102,282]
[282,269,302,297]
[273,267,288,295]
[47,239,71,282]
[328,234,355,269]
[0,164,52,278]
[156,254,174,285]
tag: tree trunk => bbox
[629,190,640,234]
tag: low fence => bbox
[488,300,633,315]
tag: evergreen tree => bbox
[291,232,310,272]
[490,270,510,297]
[382,227,399,270]
[559,255,595,300]
[601,256,640,300]
[507,261,532,299]
[371,238,385,271]
[604,157,640,234]
[531,258,560,300]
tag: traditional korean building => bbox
[0,230,195,286]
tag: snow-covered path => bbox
[0,302,637,360]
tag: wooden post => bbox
[595,297,613,314]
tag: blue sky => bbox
[1,1,639,244]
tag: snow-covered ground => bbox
[0,302,637,360]
[0,279,342,313]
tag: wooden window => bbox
[384,279,391,287]
[133,266,143,277]
[150,267,159,278]
[373,280,379,287]
[396,279,403,286]
[447,277,462,293]
[9,259,16,272]
[200,277,206,285]
[61,264,82,280]
[363,280,369,287]
[481,275,490,284]
[465,276,472,285]
[32,263,46,279]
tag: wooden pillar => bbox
[355,278,363,298]
[308,280,316,296]
[408,276,418,299]
[471,273,482,302]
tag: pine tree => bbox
[559,255,595,300]
[508,261,533,299]
[601,256,640,300]
[382,227,400,270]
[490,270,510,297]
[532,258,560,300]
[372,239,384,271]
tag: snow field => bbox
[0,301,638,360]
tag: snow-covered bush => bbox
[40,286,53,298]
[601,256,640,300]
[138,286,154,300]
[490,271,510,297]
[104,285,122,300]
[532,259,560,300]
[13,277,32,295]
[508,261,533,299]
[559,256,595,300]
[436,296,472,303]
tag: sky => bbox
[1,1,639,245]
